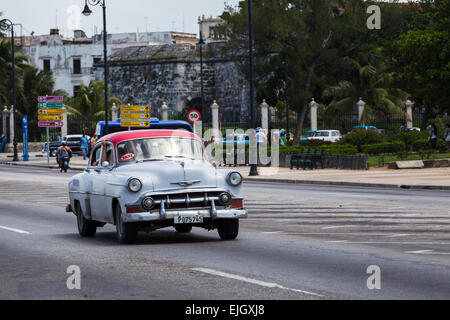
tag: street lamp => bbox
[82,0,109,135]
[198,31,205,133]
[1,19,18,161]
[248,0,258,176]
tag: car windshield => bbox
[117,137,205,164]
[307,132,316,137]
[315,132,330,137]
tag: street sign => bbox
[38,121,64,128]
[120,120,150,128]
[121,105,151,113]
[187,110,201,123]
[38,102,64,109]
[38,96,63,103]
[22,115,29,161]
[38,108,63,115]
[38,115,63,121]
[121,113,151,120]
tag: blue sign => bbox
[22,115,29,161]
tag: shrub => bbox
[361,142,406,155]
[339,129,387,151]
[298,140,333,147]
[389,131,428,151]
[412,139,446,153]
[321,144,358,155]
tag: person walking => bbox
[444,124,450,151]
[0,133,7,153]
[428,123,438,150]
[81,133,89,161]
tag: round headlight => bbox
[227,172,243,186]
[142,197,155,210]
[128,178,142,192]
[218,192,232,206]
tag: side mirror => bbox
[101,161,110,168]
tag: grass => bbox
[368,153,450,167]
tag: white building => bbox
[22,29,197,96]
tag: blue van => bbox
[95,118,193,138]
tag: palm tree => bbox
[323,58,409,124]
[65,81,106,120]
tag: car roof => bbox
[101,129,202,145]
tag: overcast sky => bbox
[1,0,241,38]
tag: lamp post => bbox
[1,19,18,161]
[82,0,109,135]
[248,0,258,176]
[198,31,205,132]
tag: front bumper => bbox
[123,208,247,223]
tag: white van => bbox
[308,130,342,143]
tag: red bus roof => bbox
[101,129,202,145]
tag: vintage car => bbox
[66,129,247,244]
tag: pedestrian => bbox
[256,129,266,148]
[428,123,438,150]
[0,133,7,153]
[56,135,61,142]
[444,124,450,151]
[81,133,89,160]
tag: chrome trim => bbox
[211,200,217,218]
[160,199,166,220]
[122,209,247,223]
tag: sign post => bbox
[120,105,151,129]
[22,115,29,162]
[38,96,64,165]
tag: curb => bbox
[244,177,450,191]
[1,161,449,191]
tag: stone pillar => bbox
[211,100,220,136]
[9,106,14,145]
[161,102,169,121]
[260,99,269,133]
[111,103,119,121]
[405,99,414,129]
[357,98,366,124]
[2,106,8,136]
[310,98,318,131]
[62,106,68,138]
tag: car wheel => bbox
[76,202,97,237]
[217,219,239,240]
[115,203,137,244]
[175,225,192,233]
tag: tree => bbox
[322,54,409,124]
[218,0,371,142]
[65,81,106,120]
[393,0,450,118]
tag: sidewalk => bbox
[1,152,449,190]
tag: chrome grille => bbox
[143,191,223,210]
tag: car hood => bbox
[114,159,217,191]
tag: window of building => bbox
[209,26,216,38]
[73,85,81,96]
[93,57,101,66]
[73,58,81,74]
[43,59,51,72]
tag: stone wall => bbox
[96,43,250,124]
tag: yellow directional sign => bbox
[38,115,63,121]
[121,105,151,113]
[121,121,150,128]
[38,108,63,115]
[121,113,151,120]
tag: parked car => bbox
[308,130,342,143]
[300,130,319,141]
[66,129,247,244]
[42,140,63,157]
[351,125,378,132]
[42,134,90,157]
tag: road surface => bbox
[0,164,449,299]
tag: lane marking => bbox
[192,267,324,298]
[406,250,450,255]
[0,225,31,234]
[322,225,356,230]
[261,231,284,234]
[386,234,412,238]
[330,241,450,245]
[327,240,349,243]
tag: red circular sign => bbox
[187,110,201,123]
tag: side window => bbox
[106,143,114,166]
[90,146,102,167]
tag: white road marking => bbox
[386,234,412,238]
[261,231,284,234]
[0,225,31,234]
[327,240,349,243]
[322,225,356,230]
[406,250,450,255]
[192,268,324,298]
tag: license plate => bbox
[174,215,203,224]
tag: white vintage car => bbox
[66,129,247,244]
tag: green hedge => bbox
[389,131,428,151]
[361,142,406,155]
[412,139,446,152]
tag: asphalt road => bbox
[0,164,449,300]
